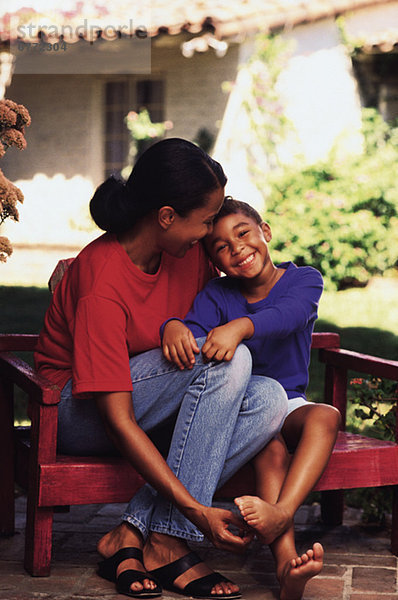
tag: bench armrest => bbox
[319,347,398,432]
[0,334,39,352]
[320,347,398,381]
[311,332,340,349]
[0,352,60,406]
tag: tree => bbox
[0,99,31,262]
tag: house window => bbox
[104,78,165,177]
[352,52,398,120]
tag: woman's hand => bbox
[96,392,253,552]
[189,504,254,554]
[201,318,254,362]
[162,320,199,370]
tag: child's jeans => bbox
[58,339,288,542]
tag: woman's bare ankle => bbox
[97,522,144,558]
[144,533,191,571]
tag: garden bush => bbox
[264,109,398,290]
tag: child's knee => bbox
[256,436,289,469]
[310,404,341,434]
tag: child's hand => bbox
[201,318,254,362]
[162,320,199,370]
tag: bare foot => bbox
[97,523,158,594]
[144,532,240,597]
[234,495,292,544]
[278,542,324,600]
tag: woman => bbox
[35,138,288,599]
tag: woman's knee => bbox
[218,343,252,388]
[231,342,252,373]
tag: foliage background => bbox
[243,35,398,291]
[265,109,398,290]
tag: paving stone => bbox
[349,592,398,600]
[320,564,346,576]
[326,553,396,567]
[237,584,279,599]
[352,566,396,593]
[303,575,345,599]
[1,500,396,600]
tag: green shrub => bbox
[348,376,397,441]
[345,376,397,524]
[264,109,398,290]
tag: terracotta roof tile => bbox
[0,0,397,48]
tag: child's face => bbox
[204,211,272,279]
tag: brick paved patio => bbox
[0,496,395,599]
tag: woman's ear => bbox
[158,206,176,230]
[261,222,272,242]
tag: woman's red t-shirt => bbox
[34,233,216,398]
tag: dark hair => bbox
[213,196,263,226]
[90,138,227,233]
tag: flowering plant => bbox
[346,376,397,524]
[124,109,173,168]
[0,99,31,262]
[349,376,397,441]
[126,108,173,141]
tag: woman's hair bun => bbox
[89,176,132,233]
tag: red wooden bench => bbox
[0,331,398,577]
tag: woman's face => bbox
[164,187,224,258]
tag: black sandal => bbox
[149,551,241,599]
[98,547,162,598]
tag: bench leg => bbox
[0,378,15,536]
[320,489,344,525]
[24,502,54,576]
[391,485,398,556]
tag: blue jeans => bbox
[58,339,288,542]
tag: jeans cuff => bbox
[121,514,149,541]
[149,523,204,543]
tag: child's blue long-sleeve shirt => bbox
[178,262,323,400]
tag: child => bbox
[161,197,341,600]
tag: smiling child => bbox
[161,197,341,600]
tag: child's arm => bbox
[201,318,254,362]
[162,319,200,370]
[161,279,227,367]
[246,267,323,342]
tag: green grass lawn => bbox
[307,277,398,404]
[0,286,51,334]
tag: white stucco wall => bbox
[152,38,239,145]
[214,18,364,216]
[278,19,363,164]
[1,73,104,251]
[1,41,239,260]
[213,38,265,212]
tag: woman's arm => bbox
[95,391,251,552]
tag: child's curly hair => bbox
[214,196,263,226]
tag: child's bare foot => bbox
[278,542,324,600]
[234,495,292,544]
